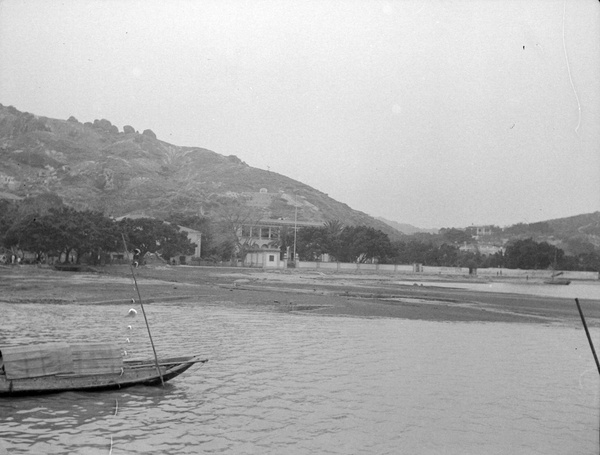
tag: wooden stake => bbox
[575,298,600,375]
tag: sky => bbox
[1,0,599,229]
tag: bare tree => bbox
[208,194,265,263]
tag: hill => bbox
[0,104,404,240]
[376,217,438,235]
[546,212,600,240]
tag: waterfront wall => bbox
[296,261,599,281]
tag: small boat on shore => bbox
[544,277,571,285]
[0,342,207,397]
[544,253,570,285]
[53,263,85,272]
[544,271,571,285]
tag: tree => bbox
[3,213,53,260]
[338,226,392,263]
[437,243,460,266]
[78,211,121,264]
[119,217,195,261]
[0,194,64,251]
[3,207,118,263]
[323,220,344,260]
[167,214,212,258]
[0,200,19,248]
[296,226,328,261]
[207,195,264,261]
[563,236,597,256]
[574,252,600,272]
[440,228,472,245]
[504,238,559,269]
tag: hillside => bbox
[546,212,600,239]
[376,217,439,235]
[0,104,404,240]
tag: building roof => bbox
[255,218,325,228]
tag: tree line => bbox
[1,194,598,271]
[285,221,599,271]
[0,196,195,264]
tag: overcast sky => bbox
[1,0,598,228]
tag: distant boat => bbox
[545,251,571,285]
[0,342,207,396]
[54,263,85,272]
[544,271,571,286]
[544,276,571,285]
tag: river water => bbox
[1,297,599,454]
[401,279,600,301]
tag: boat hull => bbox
[0,356,206,397]
[544,279,571,285]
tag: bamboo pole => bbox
[122,235,164,386]
[575,298,600,375]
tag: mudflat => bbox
[1,264,598,327]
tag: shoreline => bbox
[1,264,598,327]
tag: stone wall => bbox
[296,261,599,280]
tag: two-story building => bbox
[238,218,325,249]
[239,218,325,268]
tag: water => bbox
[402,280,600,300]
[1,301,598,454]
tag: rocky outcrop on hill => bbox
[0,104,404,240]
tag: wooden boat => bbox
[544,271,571,285]
[544,277,571,285]
[0,342,207,397]
[544,253,570,285]
[53,263,85,272]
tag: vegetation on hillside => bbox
[0,104,402,241]
[0,104,598,269]
[1,196,599,271]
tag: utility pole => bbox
[293,193,298,265]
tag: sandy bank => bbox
[1,264,598,327]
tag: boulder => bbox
[142,129,157,139]
[93,119,114,132]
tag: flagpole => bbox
[293,193,298,265]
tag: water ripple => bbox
[0,301,598,454]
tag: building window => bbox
[269,255,275,262]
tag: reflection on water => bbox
[1,301,598,454]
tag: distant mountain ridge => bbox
[0,104,405,240]
[376,217,439,235]
[1,104,596,250]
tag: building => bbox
[177,226,202,258]
[115,214,202,263]
[238,218,325,249]
[474,226,493,238]
[243,188,278,208]
[243,247,283,269]
[459,242,504,255]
